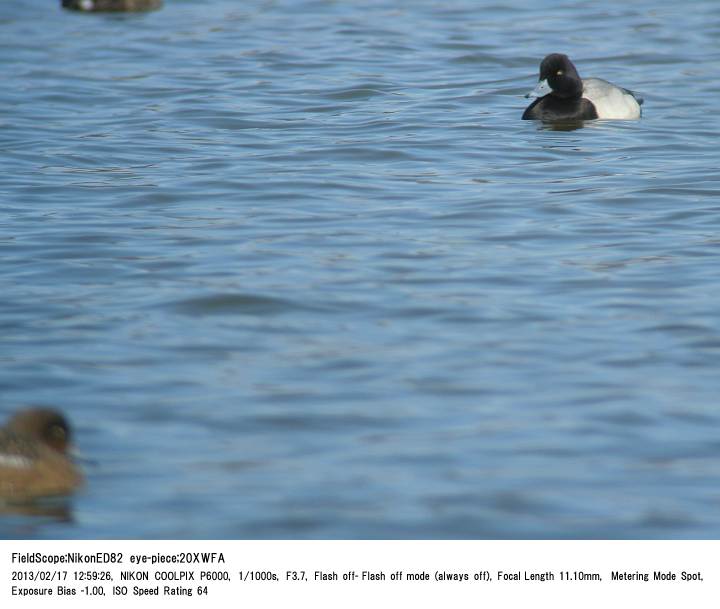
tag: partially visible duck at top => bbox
[0,408,83,502]
[522,53,643,121]
[61,0,162,11]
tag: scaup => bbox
[0,408,83,501]
[522,53,643,121]
[61,0,162,11]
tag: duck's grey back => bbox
[582,78,642,119]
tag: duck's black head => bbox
[537,53,583,99]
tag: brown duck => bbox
[0,408,83,501]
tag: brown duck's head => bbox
[6,408,73,454]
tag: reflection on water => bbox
[0,499,74,531]
[2,0,720,539]
[537,120,588,131]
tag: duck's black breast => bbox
[522,95,599,121]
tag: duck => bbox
[61,0,162,11]
[522,53,643,121]
[0,408,83,502]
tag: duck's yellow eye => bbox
[556,70,564,75]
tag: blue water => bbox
[2,0,720,538]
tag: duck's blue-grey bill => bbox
[525,79,552,99]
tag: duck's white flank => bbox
[582,78,642,119]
